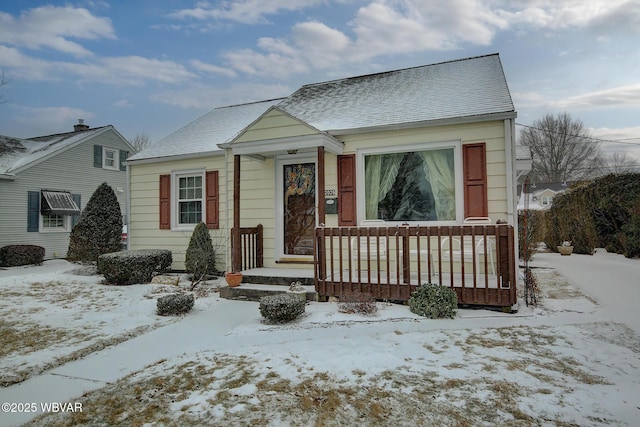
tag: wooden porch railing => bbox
[231,224,263,271]
[314,224,517,308]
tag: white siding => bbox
[0,128,131,259]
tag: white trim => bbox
[274,154,318,261]
[356,140,463,225]
[39,213,71,233]
[170,168,206,231]
[228,134,343,157]
[102,147,119,171]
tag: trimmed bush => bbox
[408,283,458,319]
[67,182,123,263]
[259,293,305,323]
[0,245,45,267]
[185,222,218,284]
[157,293,194,316]
[98,249,172,285]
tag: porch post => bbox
[233,154,241,272]
[317,146,325,225]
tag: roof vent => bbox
[73,119,89,132]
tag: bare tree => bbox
[0,70,10,105]
[602,152,638,175]
[520,113,603,182]
[130,132,151,153]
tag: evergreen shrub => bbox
[97,249,172,285]
[67,182,122,263]
[259,293,305,323]
[408,283,458,319]
[544,173,640,256]
[185,222,217,282]
[157,293,194,316]
[0,245,45,267]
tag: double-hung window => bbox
[360,142,462,223]
[102,147,119,170]
[177,174,203,225]
[159,170,219,231]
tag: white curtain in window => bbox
[365,153,403,219]
[421,149,455,220]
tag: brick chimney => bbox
[73,119,89,132]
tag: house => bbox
[127,54,526,307]
[517,181,571,211]
[0,121,135,260]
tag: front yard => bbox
[1,259,639,426]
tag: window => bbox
[41,214,69,231]
[103,147,118,170]
[177,174,203,225]
[27,190,80,233]
[94,145,129,171]
[159,170,219,230]
[361,144,460,223]
[541,196,553,206]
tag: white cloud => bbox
[548,84,640,108]
[12,105,95,134]
[190,59,238,78]
[169,0,328,25]
[151,82,291,109]
[0,6,115,57]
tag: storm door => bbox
[282,162,316,256]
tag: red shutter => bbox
[206,170,219,229]
[463,143,488,218]
[338,154,357,226]
[159,174,171,229]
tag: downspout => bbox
[125,162,130,249]
[504,118,520,273]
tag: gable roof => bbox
[127,99,283,162]
[278,53,514,133]
[130,53,515,163]
[0,126,130,177]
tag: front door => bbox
[282,162,316,256]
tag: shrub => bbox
[259,293,305,323]
[67,182,123,263]
[185,222,218,285]
[408,284,458,319]
[0,245,45,267]
[544,173,640,256]
[98,249,172,285]
[338,292,378,315]
[157,293,194,316]
[518,209,545,261]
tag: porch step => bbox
[239,268,314,286]
[219,283,316,302]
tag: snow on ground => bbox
[1,252,639,426]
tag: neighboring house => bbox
[128,53,528,275]
[517,182,571,211]
[0,120,135,259]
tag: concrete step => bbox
[219,283,316,302]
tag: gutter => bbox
[325,111,518,136]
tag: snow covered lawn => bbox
[1,255,639,426]
[0,260,216,386]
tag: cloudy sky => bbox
[1,0,639,161]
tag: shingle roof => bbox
[130,54,515,162]
[278,53,514,132]
[0,127,108,175]
[127,99,283,162]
